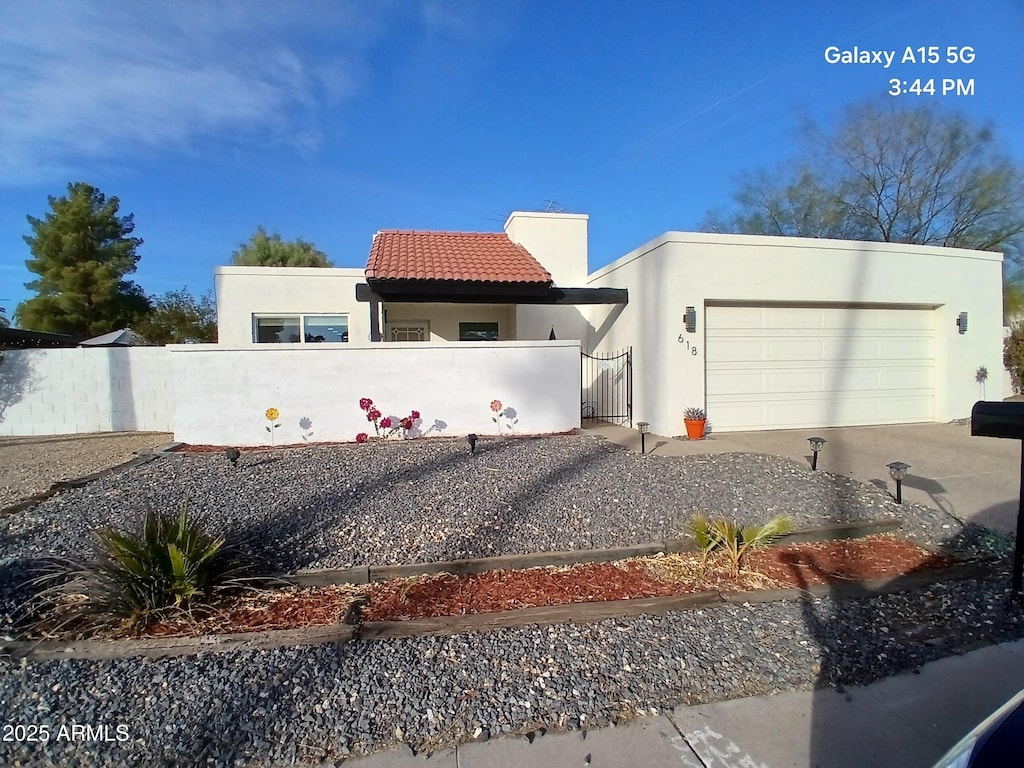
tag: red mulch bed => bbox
[363,562,682,621]
[114,535,957,637]
[747,536,955,586]
[361,535,956,621]
[144,586,360,637]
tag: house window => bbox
[255,316,301,344]
[303,315,349,343]
[254,314,349,344]
[459,322,499,341]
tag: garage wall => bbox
[586,233,1003,436]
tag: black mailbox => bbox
[971,401,1024,600]
[971,401,1024,440]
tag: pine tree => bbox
[16,182,151,337]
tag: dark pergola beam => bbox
[355,283,627,305]
[546,288,629,305]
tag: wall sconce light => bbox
[467,433,478,454]
[887,461,910,504]
[807,437,826,471]
[956,312,968,334]
[637,421,650,454]
[683,306,697,333]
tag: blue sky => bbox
[1,0,1021,319]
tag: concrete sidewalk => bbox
[350,639,1024,767]
[584,421,1023,534]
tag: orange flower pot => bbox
[684,418,706,440]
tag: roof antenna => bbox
[543,200,565,213]
[484,210,515,224]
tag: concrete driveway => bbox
[585,421,1022,534]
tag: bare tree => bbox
[703,102,1024,270]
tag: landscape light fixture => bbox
[637,422,650,454]
[467,433,478,455]
[887,461,910,504]
[808,437,826,471]
[225,447,241,467]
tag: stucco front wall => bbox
[169,342,579,445]
[215,266,368,346]
[586,233,1003,436]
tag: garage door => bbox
[706,305,935,431]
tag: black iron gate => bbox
[581,347,632,426]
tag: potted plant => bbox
[683,406,707,440]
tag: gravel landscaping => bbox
[0,431,172,509]
[1,432,1022,767]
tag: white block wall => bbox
[168,341,580,446]
[0,348,174,435]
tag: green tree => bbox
[1005,277,1024,324]
[703,102,1024,267]
[15,182,151,337]
[231,226,333,267]
[0,307,9,329]
[136,288,217,344]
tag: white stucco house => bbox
[214,211,1004,438]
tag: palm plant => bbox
[688,513,716,566]
[28,506,257,635]
[690,514,792,576]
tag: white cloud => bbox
[0,1,378,184]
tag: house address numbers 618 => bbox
[677,335,698,355]
[679,305,698,353]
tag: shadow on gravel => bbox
[0,560,35,630]
[226,444,478,571]
[453,442,623,561]
[226,436,616,572]
[790,520,1024,768]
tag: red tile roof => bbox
[366,230,552,284]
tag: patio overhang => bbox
[356,281,628,305]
